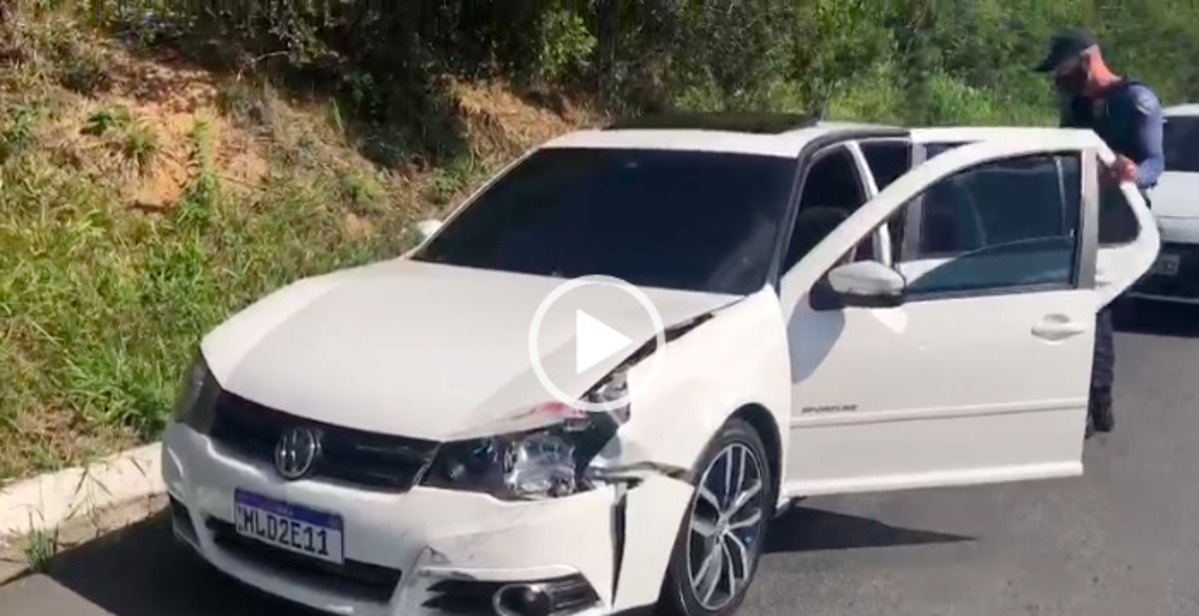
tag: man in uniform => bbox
[1035,28,1165,438]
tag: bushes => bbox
[92,0,1199,126]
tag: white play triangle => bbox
[575,309,634,374]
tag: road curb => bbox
[0,443,165,556]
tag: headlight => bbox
[580,368,630,420]
[422,371,629,500]
[173,353,220,433]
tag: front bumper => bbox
[162,423,692,616]
[1129,240,1199,304]
[1128,218,1199,304]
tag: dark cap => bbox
[1034,29,1098,72]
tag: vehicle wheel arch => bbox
[728,402,783,500]
[658,408,780,615]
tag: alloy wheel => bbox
[685,442,766,611]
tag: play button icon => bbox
[575,310,633,374]
[528,275,666,415]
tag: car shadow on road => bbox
[44,511,296,616]
[37,505,970,615]
[764,505,973,554]
[1114,300,1199,338]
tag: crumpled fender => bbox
[591,288,792,610]
[593,287,792,487]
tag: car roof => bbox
[1165,104,1199,117]
[541,112,901,158]
[541,113,1108,158]
[910,126,1103,143]
[604,111,820,133]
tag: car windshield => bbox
[1164,115,1199,172]
[412,147,797,295]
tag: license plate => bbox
[234,490,344,565]
[1152,253,1181,276]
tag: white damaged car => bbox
[163,114,1158,616]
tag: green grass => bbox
[0,103,42,162]
[0,102,442,481]
[120,120,160,176]
[82,106,132,137]
[21,526,60,572]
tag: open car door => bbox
[776,130,1158,497]
[908,127,1160,306]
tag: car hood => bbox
[201,259,739,440]
[1150,171,1199,219]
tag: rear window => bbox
[1164,115,1199,172]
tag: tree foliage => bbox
[96,0,1199,126]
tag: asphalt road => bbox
[2,301,1198,616]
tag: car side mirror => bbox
[414,219,443,243]
[826,261,906,308]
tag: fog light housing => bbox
[424,574,600,616]
[491,575,599,616]
[493,584,553,616]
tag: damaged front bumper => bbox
[162,423,694,616]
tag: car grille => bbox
[1133,242,1199,298]
[208,392,440,492]
[207,518,402,604]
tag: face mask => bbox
[1054,64,1089,96]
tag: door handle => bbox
[1031,315,1088,341]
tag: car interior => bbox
[787,146,871,267]
[789,144,1097,307]
[918,162,1071,257]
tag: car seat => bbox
[790,206,850,263]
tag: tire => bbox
[659,418,776,616]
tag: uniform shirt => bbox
[1060,79,1166,190]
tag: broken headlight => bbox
[421,372,628,500]
[173,353,221,433]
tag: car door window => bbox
[1098,170,1140,245]
[860,141,911,190]
[924,140,1139,247]
[783,146,868,269]
[898,153,1082,297]
[925,142,968,160]
[1164,115,1199,173]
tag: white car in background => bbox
[163,114,1158,616]
[1128,104,1199,303]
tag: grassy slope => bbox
[0,9,597,481]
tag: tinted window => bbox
[1099,169,1140,245]
[925,142,968,160]
[1164,115,1199,172]
[860,141,911,190]
[924,140,1138,245]
[783,146,866,269]
[902,154,1080,296]
[916,155,1078,257]
[413,148,796,295]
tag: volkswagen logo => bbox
[274,427,321,480]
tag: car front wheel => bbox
[660,418,774,616]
